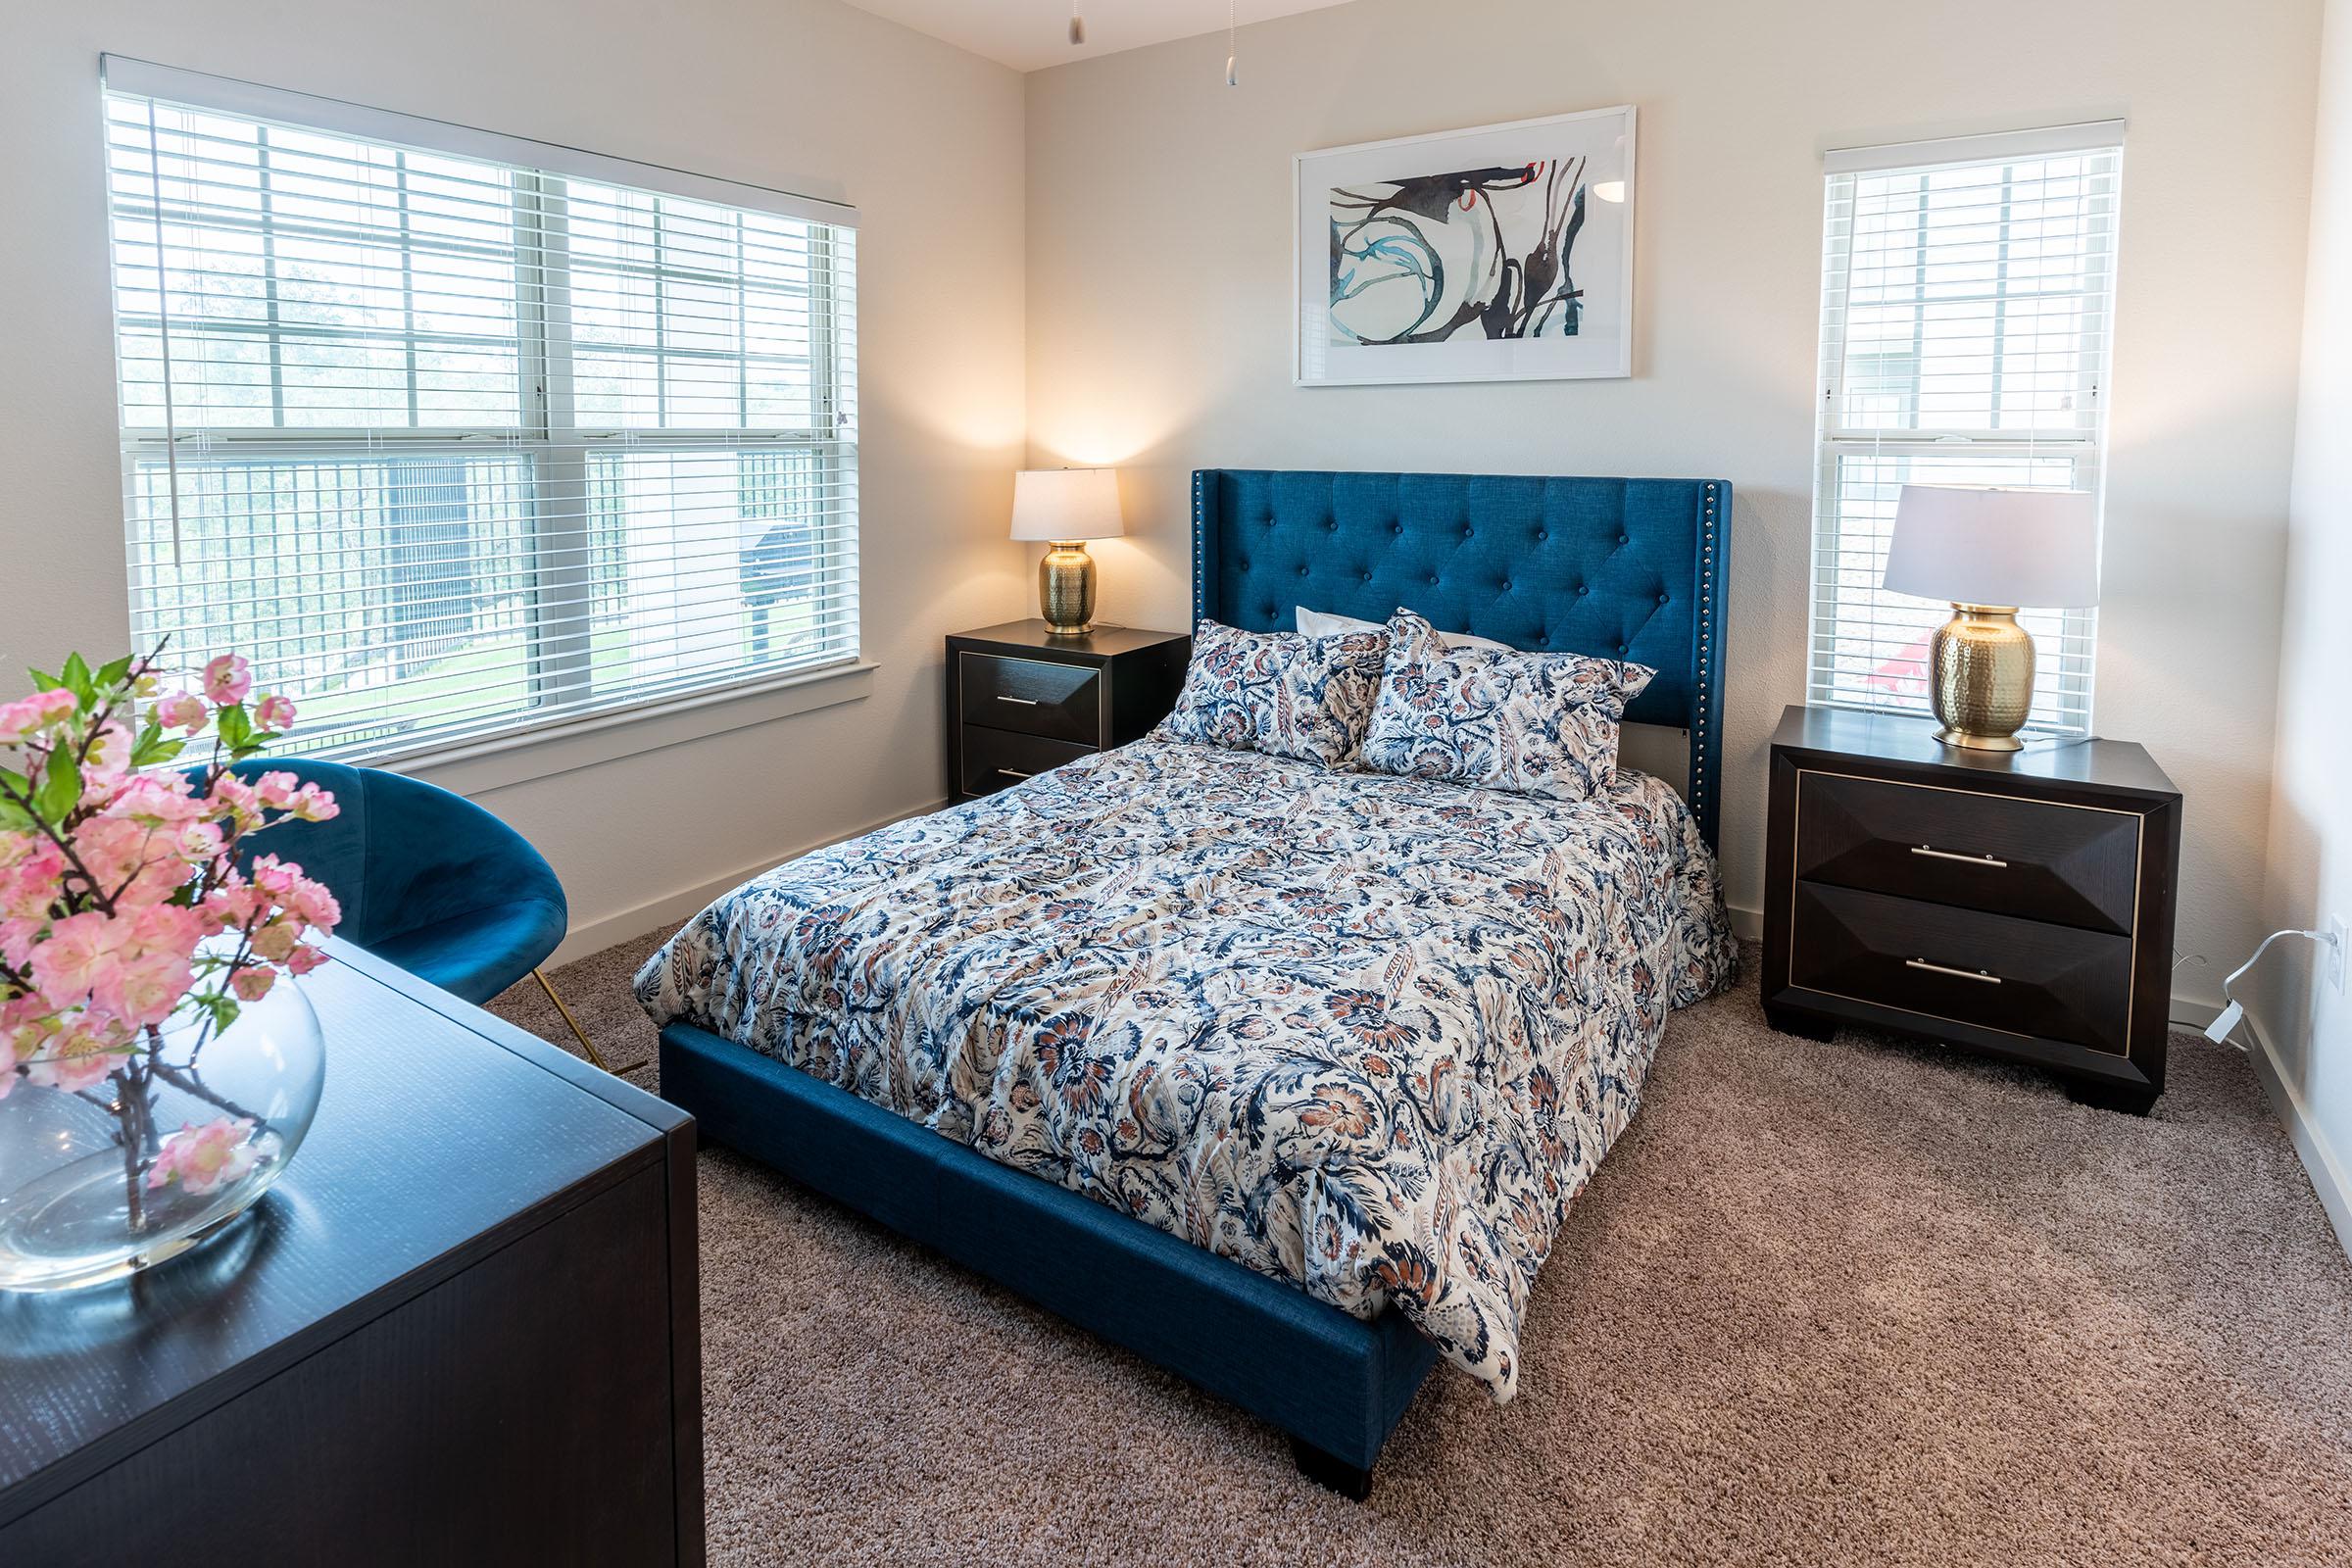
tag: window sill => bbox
[385,660,878,798]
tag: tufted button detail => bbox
[1298,564,1310,577]
[1658,593,1670,605]
[1577,585,1590,596]
[1618,644,1629,656]
[1359,570,1372,583]
[1461,524,1474,538]
[1536,528,1549,542]
[1390,521,1403,534]
[1500,579,1513,592]
[1428,573,1441,587]
[1536,634,1550,647]
[1324,519,1338,531]
[1239,558,1250,571]
[1617,533,1629,546]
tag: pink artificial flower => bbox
[281,782,337,824]
[0,689,77,746]
[98,946,196,1029]
[146,1116,259,1196]
[154,690,209,734]
[28,909,132,1006]
[201,654,252,707]
[0,834,66,920]
[252,693,296,730]
[0,915,39,969]
[19,1013,135,1094]
[284,943,330,977]
[248,856,341,934]
[81,719,133,798]
[175,820,224,865]
[228,965,276,1003]
[248,918,299,964]
[103,773,210,828]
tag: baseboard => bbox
[2243,1011,2352,1261]
[551,796,950,965]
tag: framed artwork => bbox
[1295,105,1637,386]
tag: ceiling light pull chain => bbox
[1069,2,1085,46]
[1226,0,1239,85]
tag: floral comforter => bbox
[635,737,1735,1398]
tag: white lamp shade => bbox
[1010,467,1125,542]
[1882,486,2101,609]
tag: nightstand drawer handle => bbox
[999,768,1035,779]
[1910,844,2009,869]
[995,696,1042,707]
[1905,957,2002,985]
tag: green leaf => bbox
[25,668,58,693]
[94,655,136,691]
[34,749,80,820]
[217,704,253,754]
[131,731,186,768]
[0,797,30,831]
[60,654,93,706]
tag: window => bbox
[1808,123,2122,735]
[103,59,858,761]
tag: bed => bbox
[643,468,1735,1494]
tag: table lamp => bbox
[1882,485,2099,752]
[1010,467,1124,635]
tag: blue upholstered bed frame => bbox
[657,467,1731,1495]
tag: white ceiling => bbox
[843,0,1357,73]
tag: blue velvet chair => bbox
[193,760,615,1070]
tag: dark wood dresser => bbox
[946,619,1190,804]
[0,943,703,1565]
[1763,705,2182,1114]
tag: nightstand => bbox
[1762,705,2182,1114]
[946,620,1191,804]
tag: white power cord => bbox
[2204,927,2343,1050]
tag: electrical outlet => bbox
[2331,915,2349,995]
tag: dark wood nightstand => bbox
[946,619,1191,804]
[1763,704,2182,1114]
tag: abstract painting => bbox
[1296,107,1636,385]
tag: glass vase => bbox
[0,978,324,1292]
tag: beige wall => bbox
[1024,0,2322,1000]
[1,0,1030,954]
[2263,0,2352,1242]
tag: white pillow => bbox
[1296,605,1513,654]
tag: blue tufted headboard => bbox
[1190,468,1730,848]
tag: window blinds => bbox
[1809,122,2122,736]
[102,58,859,763]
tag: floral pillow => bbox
[1160,618,1390,767]
[1357,610,1656,802]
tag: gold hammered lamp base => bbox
[1040,541,1097,635]
[1929,603,2034,752]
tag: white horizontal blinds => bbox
[105,66,858,761]
[1810,127,2121,736]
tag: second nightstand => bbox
[946,620,1191,804]
[1762,704,2182,1114]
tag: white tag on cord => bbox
[2206,1000,2245,1044]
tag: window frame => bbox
[1806,123,2124,738]
[101,57,865,771]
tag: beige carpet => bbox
[490,934,2352,1566]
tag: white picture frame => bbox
[1295,105,1638,387]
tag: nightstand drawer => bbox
[1795,769,2141,935]
[1788,881,2134,1056]
[959,726,1093,797]
[959,653,1102,744]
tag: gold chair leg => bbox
[532,966,612,1073]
